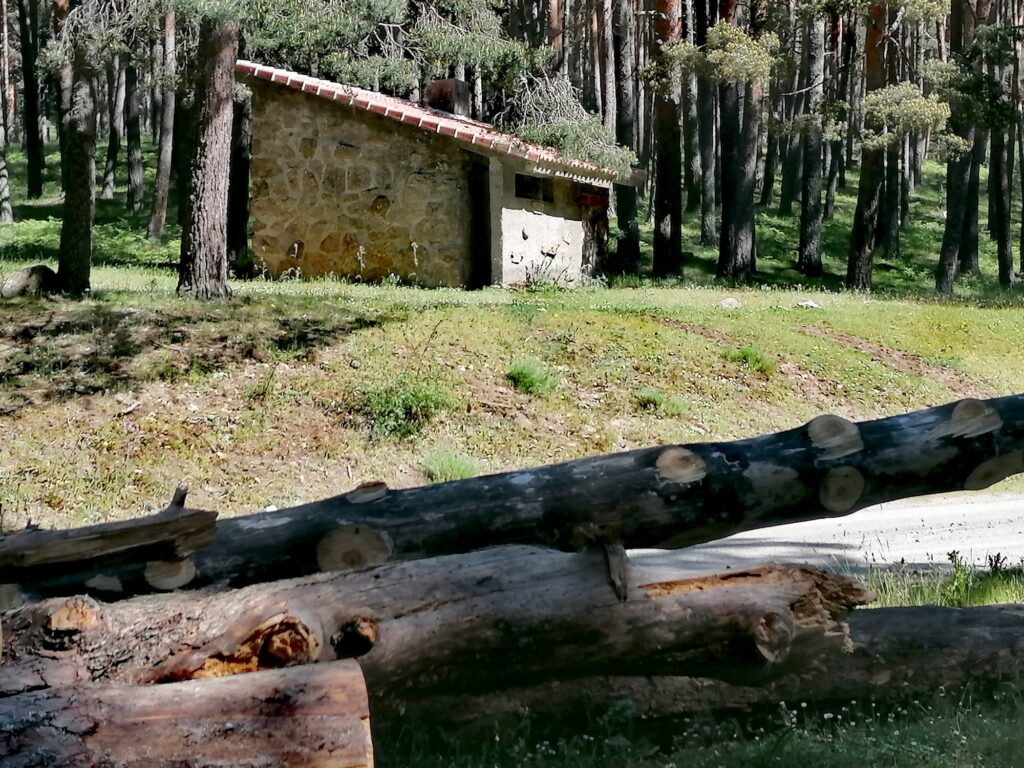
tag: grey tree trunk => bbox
[124,63,145,213]
[798,15,825,276]
[846,3,887,291]
[610,0,639,274]
[226,89,252,274]
[683,73,700,213]
[15,0,43,198]
[147,10,177,241]
[100,56,125,201]
[177,18,238,299]
[56,44,97,297]
[651,0,683,278]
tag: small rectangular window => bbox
[515,173,554,203]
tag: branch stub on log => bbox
[807,414,864,460]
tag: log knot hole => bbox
[656,448,707,484]
[331,617,379,659]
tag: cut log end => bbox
[819,466,865,513]
[964,451,1024,491]
[807,414,864,459]
[946,398,1003,439]
[656,447,707,484]
[346,481,389,504]
[753,611,795,664]
[144,557,197,591]
[317,524,394,573]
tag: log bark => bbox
[1,549,871,704]
[398,603,1024,722]
[0,662,374,767]
[6,394,1024,602]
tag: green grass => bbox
[355,375,456,438]
[721,345,777,376]
[423,445,481,482]
[864,551,1024,609]
[506,358,559,396]
[633,386,687,417]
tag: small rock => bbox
[1,264,58,298]
[797,299,822,310]
[349,359,361,369]
[718,297,741,310]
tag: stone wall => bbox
[249,82,476,287]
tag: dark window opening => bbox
[515,173,554,203]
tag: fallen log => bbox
[379,603,1024,722]
[0,547,871,699]
[0,661,373,767]
[4,394,1023,603]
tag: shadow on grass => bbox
[0,297,387,413]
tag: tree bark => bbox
[15,0,42,198]
[147,10,177,241]
[798,14,825,276]
[694,0,717,245]
[124,63,144,213]
[416,603,1024,721]
[177,18,238,299]
[0,663,374,767]
[1,552,870,705]
[227,87,251,274]
[935,0,979,292]
[609,0,639,274]
[683,72,700,213]
[651,0,683,278]
[846,3,887,291]
[601,0,616,134]
[55,42,96,298]
[6,394,1024,603]
[99,56,125,201]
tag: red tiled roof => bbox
[236,60,641,187]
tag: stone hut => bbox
[237,61,641,288]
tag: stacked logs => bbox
[4,395,1024,763]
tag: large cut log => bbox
[405,603,1024,722]
[0,547,871,700]
[0,661,373,767]
[4,395,1023,603]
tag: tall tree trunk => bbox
[226,87,251,274]
[548,0,564,75]
[56,41,96,297]
[935,0,984,292]
[878,8,901,262]
[759,75,782,208]
[798,14,825,276]
[609,0,639,274]
[15,0,43,198]
[683,73,700,213]
[150,28,163,145]
[148,10,177,241]
[100,56,125,201]
[651,0,683,278]
[695,0,717,245]
[177,17,238,299]
[992,126,1015,287]
[0,74,11,224]
[957,128,986,276]
[846,3,887,291]
[600,0,616,133]
[124,63,144,213]
[1,0,10,142]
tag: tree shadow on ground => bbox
[0,299,387,414]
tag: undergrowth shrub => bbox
[507,359,558,395]
[722,345,776,376]
[633,386,687,417]
[423,446,480,483]
[357,376,455,438]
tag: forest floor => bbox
[2,146,1024,765]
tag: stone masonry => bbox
[250,82,476,287]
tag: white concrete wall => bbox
[493,169,588,287]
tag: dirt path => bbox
[801,325,990,399]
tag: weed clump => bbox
[722,345,776,376]
[507,359,558,396]
[423,446,480,483]
[633,386,687,417]
[357,376,455,438]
